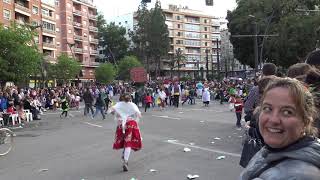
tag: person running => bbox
[144,93,152,112]
[93,93,106,120]
[60,96,69,118]
[110,93,142,172]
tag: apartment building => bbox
[163,5,221,78]
[0,0,98,81]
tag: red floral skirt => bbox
[113,119,142,151]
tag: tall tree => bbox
[130,1,150,66]
[95,63,116,84]
[53,54,81,84]
[99,22,129,64]
[227,0,320,68]
[148,0,170,77]
[0,23,41,83]
[117,56,143,80]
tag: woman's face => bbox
[259,87,305,149]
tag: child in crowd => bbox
[60,96,69,118]
[144,93,152,112]
[234,95,243,129]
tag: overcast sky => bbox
[95,0,237,21]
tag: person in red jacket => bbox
[144,93,152,112]
[234,95,244,129]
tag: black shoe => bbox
[123,162,128,172]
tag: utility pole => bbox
[216,38,220,80]
[205,49,209,79]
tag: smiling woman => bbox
[239,77,320,180]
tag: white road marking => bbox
[152,115,181,120]
[43,111,81,115]
[83,122,103,128]
[189,108,225,113]
[166,140,241,157]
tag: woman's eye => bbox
[283,110,293,116]
[262,106,271,112]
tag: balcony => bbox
[89,26,98,32]
[88,14,97,20]
[73,0,95,7]
[90,50,98,55]
[73,10,82,16]
[15,3,31,16]
[43,42,56,49]
[42,28,56,35]
[89,38,99,44]
[74,35,83,41]
[42,14,55,21]
[73,22,82,28]
[74,48,83,54]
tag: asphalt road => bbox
[0,99,244,180]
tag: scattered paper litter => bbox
[200,121,205,123]
[189,142,195,146]
[228,136,231,138]
[149,169,157,172]
[167,139,178,143]
[211,141,215,144]
[130,178,137,180]
[178,112,184,114]
[38,169,49,172]
[187,174,200,179]
[214,137,221,140]
[184,147,191,152]
[238,136,243,138]
[216,155,226,160]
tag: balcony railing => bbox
[74,35,83,41]
[89,38,99,44]
[88,14,97,20]
[74,48,83,53]
[73,10,82,16]
[43,42,56,49]
[15,3,31,15]
[73,22,82,28]
[42,28,56,35]
[90,50,98,55]
[42,14,55,21]
[89,26,98,32]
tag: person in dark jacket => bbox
[93,93,105,120]
[82,88,94,117]
[239,77,320,180]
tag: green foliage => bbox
[131,0,170,77]
[0,23,41,82]
[117,56,143,80]
[52,54,81,83]
[227,0,320,68]
[95,63,116,84]
[98,13,129,63]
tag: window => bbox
[32,6,39,14]
[83,20,87,26]
[3,0,10,4]
[204,27,208,31]
[184,40,201,46]
[55,0,59,6]
[83,33,87,37]
[83,8,87,13]
[68,29,72,34]
[177,24,181,28]
[185,32,200,39]
[3,9,11,20]
[205,42,208,46]
[204,19,207,23]
[42,21,55,32]
[176,40,183,44]
[177,32,181,36]
[185,24,200,31]
[56,42,60,46]
[67,16,72,22]
[56,14,59,20]
[205,34,208,39]
[176,16,180,20]
[56,28,60,32]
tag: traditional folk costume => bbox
[202,88,210,106]
[111,101,142,171]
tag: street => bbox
[0,100,244,180]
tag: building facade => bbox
[0,0,98,80]
[220,28,253,78]
[162,5,221,79]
